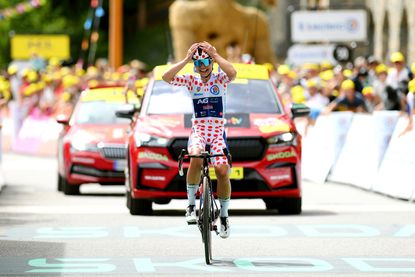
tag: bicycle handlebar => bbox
[178,148,232,176]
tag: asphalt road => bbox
[1,153,415,277]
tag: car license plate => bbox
[209,167,243,180]
[113,159,127,171]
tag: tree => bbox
[0,0,89,67]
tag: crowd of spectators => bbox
[1,51,415,139]
[0,56,149,141]
[269,51,415,132]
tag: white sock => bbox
[219,198,230,217]
[186,184,197,206]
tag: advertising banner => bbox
[287,44,337,67]
[12,113,61,156]
[372,116,415,200]
[11,35,70,60]
[302,112,353,184]
[328,112,399,189]
[291,10,367,42]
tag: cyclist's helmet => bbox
[192,47,210,61]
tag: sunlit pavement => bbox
[1,153,415,276]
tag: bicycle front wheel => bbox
[202,176,212,264]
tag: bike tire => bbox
[202,176,212,265]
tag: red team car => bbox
[117,63,309,215]
[56,86,139,195]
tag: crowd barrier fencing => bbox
[302,111,413,202]
[2,113,61,157]
[300,112,353,184]
[327,111,400,190]
[372,116,415,201]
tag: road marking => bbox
[343,258,415,272]
[2,257,415,274]
[3,224,415,240]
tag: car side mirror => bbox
[291,103,310,119]
[56,114,70,125]
[115,104,139,120]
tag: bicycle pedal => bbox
[187,221,197,225]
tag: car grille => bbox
[169,137,267,161]
[99,145,127,160]
[71,165,125,178]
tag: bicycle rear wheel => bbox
[202,176,212,264]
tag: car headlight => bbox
[70,140,99,152]
[267,132,296,146]
[70,132,99,153]
[135,133,170,147]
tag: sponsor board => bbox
[302,112,353,183]
[11,34,70,59]
[372,116,415,200]
[291,10,367,42]
[287,44,337,66]
[328,112,399,189]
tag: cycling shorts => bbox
[187,118,228,166]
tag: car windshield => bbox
[146,79,282,115]
[73,101,131,125]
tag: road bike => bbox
[178,148,232,265]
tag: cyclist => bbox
[162,41,236,238]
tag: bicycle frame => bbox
[178,148,232,264]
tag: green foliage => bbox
[0,0,263,70]
[0,0,88,67]
[124,23,171,69]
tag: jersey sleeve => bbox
[170,74,192,90]
[216,71,232,85]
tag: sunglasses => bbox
[194,58,212,67]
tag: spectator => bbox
[225,41,242,63]
[399,79,415,137]
[353,56,368,73]
[304,79,329,131]
[301,63,320,87]
[320,60,333,71]
[275,64,290,87]
[386,52,412,89]
[361,86,381,112]
[0,74,12,174]
[373,64,388,99]
[382,85,403,111]
[324,79,368,113]
[367,55,379,84]
[291,85,306,105]
[352,68,369,93]
[7,65,22,143]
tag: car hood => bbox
[136,114,296,138]
[68,124,128,144]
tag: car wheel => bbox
[264,198,302,215]
[129,197,153,215]
[278,198,302,215]
[126,190,132,209]
[264,198,278,210]
[62,177,80,195]
[57,173,64,192]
